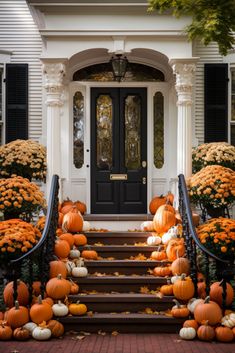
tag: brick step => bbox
[84,231,152,245]
[79,245,162,259]
[84,260,170,275]
[68,293,174,312]
[58,313,184,333]
[70,275,168,292]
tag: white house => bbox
[0,0,234,215]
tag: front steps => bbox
[58,229,184,333]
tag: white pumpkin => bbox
[75,258,85,267]
[171,275,181,284]
[147,235,162,246]
[187,298,204,314]
[23,322,37,335]
[65,260,76,275]
[52,300,69,317]
[82,221,91,232]
[179,327,196,340]
[32,327,52,341]
[70,248,80,259]
[140,221,155,232]
[221,313,235,328]
[162,230,178,245]
[72,266,88,277]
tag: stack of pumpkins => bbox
[0,199,99,341]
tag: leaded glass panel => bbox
[154,92,164,169]
[96,95,113,170]
[73,91,84,169]
[125,95,141,170]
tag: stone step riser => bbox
[67,301,173,312]
[75,283,164,293]
[84,233,150,245]
[86,266,151,275]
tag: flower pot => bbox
[205,207,226,218]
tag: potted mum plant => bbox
[192,142,235,173]
[188,165,235,218]
[0,139,46,181]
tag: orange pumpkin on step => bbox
[62,208,83,233]
[166,238,185,261]
[81,250,98,260]
[153,204,176,233]
[73,234,87,246]
[3,280,29,308]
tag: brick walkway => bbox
[0,333,234,353]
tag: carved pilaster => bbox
[171,62,196,105]
[42,63,66,106]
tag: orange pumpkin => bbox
[171,299,190,318]
[46,320,64,338]
[149,195,167,215]
[6,301,29,329]
[46,274,71,300]
[61,199,74,208]
[166,238,185,261]
[171,257,190,276]
[81,250,98,260]
[194,296,222,326]
[74,200,87,215]
[209,280,234,307]
[173,274,195,301]
[49,260,67,279]
[215,326,234,342]
[153,205,176,233]
[62,209,83,233]
[32,281,41,297]
[183,319,198,331]
[42,297,54,306]
[197,321,215,341]
[58,212,64,227]
[70,280,79,294]
[29,295,53,324]
[160,280,174,296]
[54,239,71,259]
[4,280,29,308]
[59,233,75,248]
[0,322,12,340]
[153,266,172,277]
[13,327,30,341]
[197,281,206,299]
[73,234,87,246]
[150,249,167,261]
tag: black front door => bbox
[91,87,147,214]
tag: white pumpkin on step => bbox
[147,234,162,246]
[82,221,91,232]
[162,226,179,245]
[140,221,155,232]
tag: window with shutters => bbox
[230,70,235,145]
[0,66,3,145]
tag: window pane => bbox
[96,95,113,170]
[125,95,141,170]
[73,91,84,169]
[231,125,235,146]
[231,71,235,121]
[154,92,164,169]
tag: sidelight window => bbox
[73,91,84,169]
[154,92,164,169]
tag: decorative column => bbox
[169,58,198,179]
[42,62,66,195]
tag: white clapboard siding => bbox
[193,41,223,145]
[0,0,43,141]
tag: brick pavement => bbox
[0,333,234,353]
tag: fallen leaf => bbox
[98,330,106,336]
[111,331,119,336]
[144,307,154,314]
[87,311,93,316]
[79,331,91,336]
[140,286,149,294]
[122,311,130,314]
[94,242,104,246]
[75,335,86,340]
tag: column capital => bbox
[42,62,66,106]
[169,58,199,105]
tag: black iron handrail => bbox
[178,174,234,309]
[10,174,59,264]
[178,174,229,264]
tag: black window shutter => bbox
[204,63,228,142]
[5,64,28,143]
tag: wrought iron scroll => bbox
[178,174,234,310]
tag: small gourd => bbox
[65,260,76,275]
[69,248,81,259]
[187,298,204,314]
[52,301,69,317]
[221,313,235,328]
[161,228,178,245]
[13,327,30,341]
[23,322,37,335]
[69,301,87,316]
[32,326,52,341]
[179,327,196,340]
[140,221,155,232]
[171,275,181,284]
[147,234,162,246]
[72,266,88,278]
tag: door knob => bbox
[142,177,147,185]
[142,161,147,168]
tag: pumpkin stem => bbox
[204,296,210,304]
[15,300,20,310]
[57,274,62,280]
[172,299,181,308]
[38,295,43,304]
[181,273,187,280]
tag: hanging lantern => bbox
[110,54,128,82]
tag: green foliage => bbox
[148,0,235,56]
